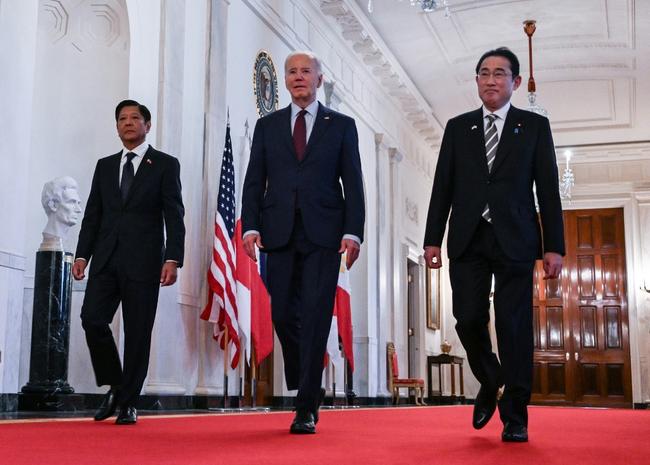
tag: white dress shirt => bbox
[119,141,149,186]
[290,100,319,142]
[482,101,511,138]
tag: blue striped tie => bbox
[482,114,498,222]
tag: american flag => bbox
[201,122,241,368]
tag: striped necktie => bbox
[482,114,498,222]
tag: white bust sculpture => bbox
[40,176,82,251]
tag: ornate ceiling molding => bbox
[319,0,442,147]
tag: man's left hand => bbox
[543,252,563,280]
[339,239,360,270]
[160,261,178,286]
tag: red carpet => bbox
[1,406,648,465]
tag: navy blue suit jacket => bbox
[424,106,565,261]
[242,103,365,250]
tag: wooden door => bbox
[531,259,574,405]
[531,208,631,407]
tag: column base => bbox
[18,393,87,412]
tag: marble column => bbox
[21,251,76,409]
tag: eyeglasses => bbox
[477,70,512,81]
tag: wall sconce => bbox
[559,149,575,200]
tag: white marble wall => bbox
[0,0,39,395]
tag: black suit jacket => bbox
[76,146,185,281]
[242,103,365,250]
[424,106,565,261]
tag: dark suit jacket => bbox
[75,145,185,281]
[242,103,365,250]
[424,106,565,261]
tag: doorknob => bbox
[574,352,579,361]
[565,352,569,361]
[408,328,414,336]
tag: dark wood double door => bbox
[531,208,632,407]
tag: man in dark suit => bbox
[423,48,564,442]
[72,99,185,425]
[242,51,365,434]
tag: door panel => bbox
[532,208,631,408]
[531,260,573,405]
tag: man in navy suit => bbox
[72,100,185,425]
[424,48,565,442]
[242,51,365,434]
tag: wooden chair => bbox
[387,342,425,405]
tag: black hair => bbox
[115,99,151,123]
[475,47,520,77]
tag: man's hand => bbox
[160,262,178,286]
[72,259,87,280]
[339,238,360,270]
[424,246,442,269]
[543,252,563,280]
[243,233,263,262]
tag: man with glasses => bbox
[423,47,565,442]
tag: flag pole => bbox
[331,357,336,406]
[251,344,258,408]
[223,324,229,408]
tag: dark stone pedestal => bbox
[21,250,75,407]
[18,393,86,412]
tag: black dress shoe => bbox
[502,423,528,442]
[472,386,498,430]
[115,406,137,425]
[94,388,120,421]
[290,410,315,434]
[312,388,326,424]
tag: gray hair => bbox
[284,50,323,75]
[41,176,78,212]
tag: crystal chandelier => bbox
[367,0,451,16]
[524,20,574,199]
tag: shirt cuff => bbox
[165,260,178,264]
[74,258,87,263]
[243,230,260,239]
[342,234,361,244]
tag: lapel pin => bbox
[146,158,152,164]
[471,125,478,130]
[324,116,330,120]
[514,123,523,135]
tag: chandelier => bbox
[367,0,451,16]
[523,20,547,117]
[524,20,574,199]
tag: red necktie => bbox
[293,109,307,161]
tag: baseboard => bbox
[6,393,235,413]
[272,395,467,408]
[2,393,470,413]
[0,394,19,412]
